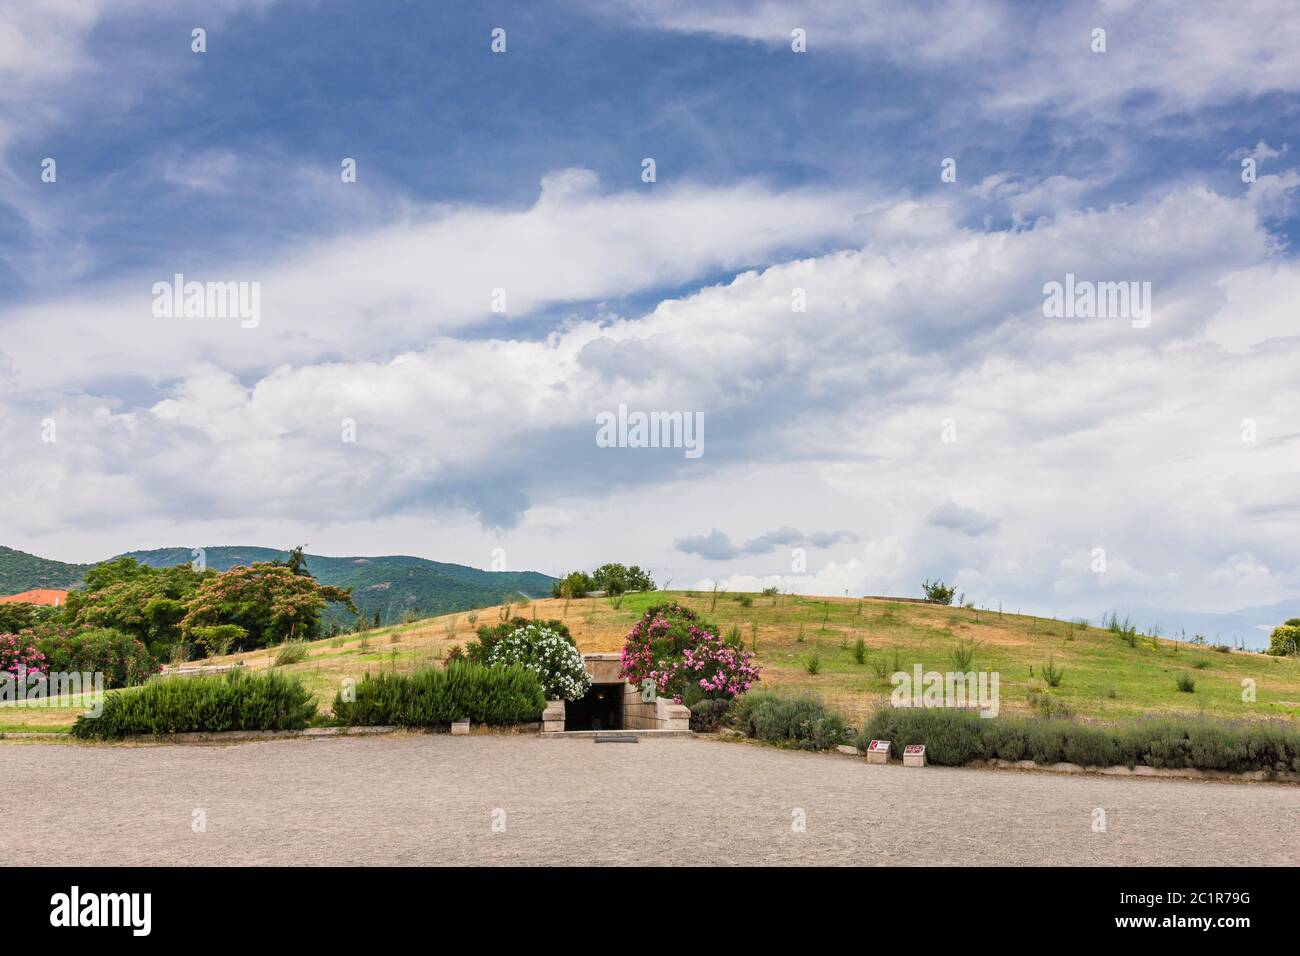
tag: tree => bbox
[550,571,595,599]
[0,602,57,634]
[1267,619,1300,656]
[271,545,312,577]
[590,563,656,595]
[921,579,957,605]
[62,558,214,661]
[37,628,155,688]
[180,563,356,652]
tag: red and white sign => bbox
[903,744,927,767]
[866,739,890,763]
[904,745,924,755]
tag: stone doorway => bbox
[564,683,623,731]
[540,654,692,734]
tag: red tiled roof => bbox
[0,589,69,606]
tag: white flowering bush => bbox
[486,623,591,701]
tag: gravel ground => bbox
[5,735,1297,866]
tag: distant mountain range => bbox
[0,545,556,627]
[1103,599,1300,650]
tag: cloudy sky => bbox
[2,0,1298,627]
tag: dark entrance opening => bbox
[565,683,623,731]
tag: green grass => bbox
[0,719,76,734]
[602,592,1300,726]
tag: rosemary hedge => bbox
[72,669,316,739]
[332,660,545,727]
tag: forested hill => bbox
[0,545,556,626]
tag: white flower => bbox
[487,624,591,701]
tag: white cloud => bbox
[604,0,1300,120]
[0,172,862,394]
[1210,552,1272,586]
[3,167,1299,618]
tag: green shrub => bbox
[1059,724,1119,767]
[273,639,308,667]
[1266,620,1300,656]
[948,638,978,670]
[802,651,822,675]
[38,628,157,689]
[1176,672,1196,693]
[1105,612,1139,647]
[738,595,753,608]
[731,691,848,751]
[72,670,316,739]
[332,661,545,727]
[190,624,247,658]
[689,698,732,733]
[852,637,867,665]
[868,652,889,680]
[855,709,1300,773]
[485,623,590,700]
[1027,680,1072,719]
[468,616,574,664]
[857,707,985,765]
[1041,656,1064,687]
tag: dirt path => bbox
[5,736,1297,865]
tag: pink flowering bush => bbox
[0,632,48,685]
[619,603,760,705]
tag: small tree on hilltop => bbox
[590,563,656,595]
[550,571,595,599]
[922,579,957,605]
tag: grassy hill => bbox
[8,590,1298,735]
[174,592,1300,725]
[0,545,556,628]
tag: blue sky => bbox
[2,0,1299,639]
[11,0,1296,300]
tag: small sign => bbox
[866,739,890,763]
[903,744,926,767]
